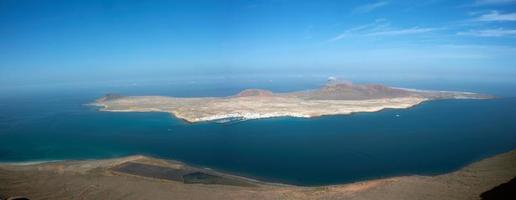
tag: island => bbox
[92,80,492,123]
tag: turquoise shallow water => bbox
[1,82,515,186]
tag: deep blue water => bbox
[1,79,516,186]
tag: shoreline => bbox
[91,81,491,124]
[0,148,513,186]
[1,149,515,199]
[92,97,428,123]
[0,160,64,166]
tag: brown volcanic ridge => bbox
[92,80,492,123]
[236,89,274,97]
[291,81,412,100]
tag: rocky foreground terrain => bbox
[1,150,514,200]
[92,81,491,123]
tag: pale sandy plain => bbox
[92,81,491,123]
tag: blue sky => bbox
[1,0,516,87]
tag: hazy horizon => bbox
[1,0,516,92]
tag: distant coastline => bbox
[93,97,426,123]
[92,81,491,123]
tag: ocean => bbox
[1,77,515,186]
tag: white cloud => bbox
[328,20,436,42]
[353,1,389,13]
[329,19,389,41]
[366,27,436,36]
[458,28,516,37]
[474,0,516,6]
[475,11,516,22]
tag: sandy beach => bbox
[1,150,514,200]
